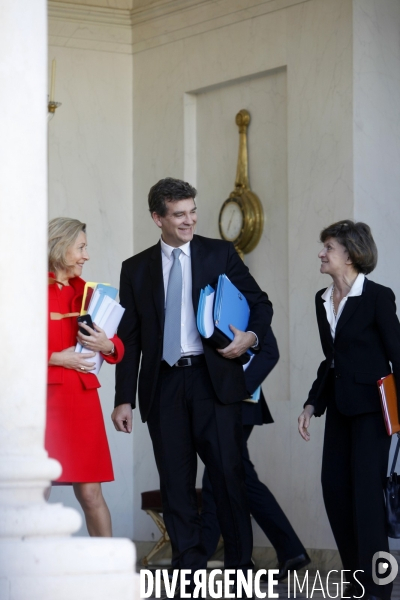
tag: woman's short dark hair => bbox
[320,219,377,274]
[148,177,197,217]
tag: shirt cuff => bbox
[247,331,258,348]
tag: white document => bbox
[201,290,215,338]
[75,301,125,376]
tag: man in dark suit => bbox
[202,327,310,580]
[112,178,272,592]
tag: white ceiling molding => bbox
[130,0,210,25]
[130,0,310,54]
[48,0,310,54]
[48,0,132,53]
[48,1,132,26]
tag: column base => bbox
[0,537,141,600]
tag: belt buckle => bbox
[175,357,192,367]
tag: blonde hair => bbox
[48,217,86,274]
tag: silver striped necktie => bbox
[163,248,182,366]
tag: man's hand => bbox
[217,325,256,359]
[298,405,315,441]
[112,403,132,433]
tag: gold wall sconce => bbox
[48,59,61,120]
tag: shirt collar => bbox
[321,273,365,302]
[160,237,191,259]
[321,283,333,302]
[348,273,365,296]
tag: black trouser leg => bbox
[202,424,306,563]
[201,468,221,559]
[191,371,253,571]
[147,363,253,576]
[322,396,357,574]
[322,383,391,599]
[147,367,207,572]
[351,410,392,598]
[241,426,306,563]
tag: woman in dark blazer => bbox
[298,220,400,600]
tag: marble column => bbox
[0,1,139,598]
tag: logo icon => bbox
[372,552,398,585]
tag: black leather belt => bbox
[161,355,205,369]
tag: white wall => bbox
[47,43,135,539]
[353,0,400,289]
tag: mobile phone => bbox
[77,314,94,336]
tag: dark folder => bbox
[377,373,400,436]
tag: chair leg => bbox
[141,509,171,567]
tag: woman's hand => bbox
[49,347,96,372]
[298,405,315,441]
[77,323,114,354]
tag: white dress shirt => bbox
[322,273,365,366]
[322,273,365,340]
[160,238,203,358]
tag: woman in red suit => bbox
[46,217,124,537]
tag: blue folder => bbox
[197,285,215,338]
[90,284,118,321]
[196,274,252,365]
[214,274,250,341]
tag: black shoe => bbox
[342,581,367,599]
[159,580,181,600]
[261,553,311,583]
[342,583,360,598]
[342,583,355,598]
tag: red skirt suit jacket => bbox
[45,275,124,483]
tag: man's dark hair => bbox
[148,177,197,217]
[320,219,378,274]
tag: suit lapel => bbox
[335,294,364,337]
[190,235,204,316]
[317,293,334,348]
[149,241,165,330]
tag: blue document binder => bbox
[197,285,215,338]
[196,274,251,365]
[90,284,118,321]
[214,274,250,341]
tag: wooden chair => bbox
[140,489,203,567]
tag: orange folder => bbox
[377,374,400,436]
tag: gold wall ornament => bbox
[47,59,62,120]
[218,109,264,255]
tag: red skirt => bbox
[45,370,114,483]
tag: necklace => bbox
[331,285,337,318]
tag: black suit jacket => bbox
[242,327,279,426]
[306,278,400,417]
[115,235,273,422]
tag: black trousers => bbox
[202,425,306,563]
[322,372,392,599]
[147,361,253,575]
